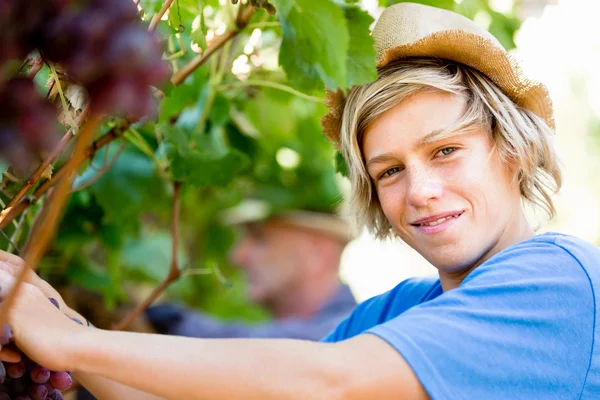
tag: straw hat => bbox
[219,199,355,244]
[321,2,554,146]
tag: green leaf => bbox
[209,93,231,128]
[344,6,378,88]
[171,147,250,188]
[74,144,169,232]
[159,66,210,124]
[335,151,349,177]
[190,12,208,51]
[487,11,519,50]
[385,0,455,9]
[139,0,163,14]
[242,89,298,138]
[121,231,188,282]
[272,0,350,92]
[162,125,251,188]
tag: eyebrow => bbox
[365,128,454,169]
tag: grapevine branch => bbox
[113,6,261,329]
[0,104,90,219]
[113,181,182,331]
[0,115,102,327]
[148,0,175,32]
[170,4,256,86]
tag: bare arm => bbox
[0,252,429,400]
[73,373,165,400]
[66,328,429,400]
[62,307,166,400]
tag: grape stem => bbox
[6,209,28,254]
[219,80,325,103]
[170,3,256,86]
[71,137,127,193]
[0,104,90,227]
[148,0,175,32]
[27,56,44,79]
[0,114,103,328]
[113,181,182,331]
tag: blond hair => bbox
[339,58,562,239]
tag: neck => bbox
[269,275,342,320]
[439,208,534,292]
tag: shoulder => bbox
[322,275,441,342]
[363,234,599,400]
[464,232,600,288]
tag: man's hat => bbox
[219,199,354,244]
[321,2,554,146]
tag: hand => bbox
[0,250,68,311]
[0,270,84,371]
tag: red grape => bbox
[6,361,26,379]
[48,372,71,391]
[29,366,50,384]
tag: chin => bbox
[424,248,482,274]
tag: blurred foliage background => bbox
[2,0,594,328]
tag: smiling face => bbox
[363,90,533,282]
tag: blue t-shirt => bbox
[323,232,600,399]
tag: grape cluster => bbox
[37,0,170,120]
[0,299,75,400]
[0,78,60,175]
[0,358,71,400]
[0,0,169,171]
[0,0,59,66]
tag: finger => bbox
[0,250,25,266]
[0,346,21,363]
[0,269,15,297]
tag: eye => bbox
[381,167,401,178]
[436,147,457,157]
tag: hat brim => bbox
[219,200,354,244]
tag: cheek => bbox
[377,185,407,228]
[460,153,517,213]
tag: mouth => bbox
[411,211,464,227]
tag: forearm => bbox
[73,372,165,400]
[69,329,345,400]
[65,308,163,400]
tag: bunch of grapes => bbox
[0,298,80,399]
[0,357,71,400]
[0,0,169,171]
[0,78,60,175]
[0,0,60,66]
[37,0,170,120]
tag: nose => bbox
[230,236,252,267]
[405,166,443,207]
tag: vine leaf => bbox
[161,124,250,188]
[272,0,350,92]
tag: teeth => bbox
[419,214,458,227]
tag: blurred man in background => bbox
[145,201,357,340]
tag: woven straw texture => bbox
[321,2,554,146]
